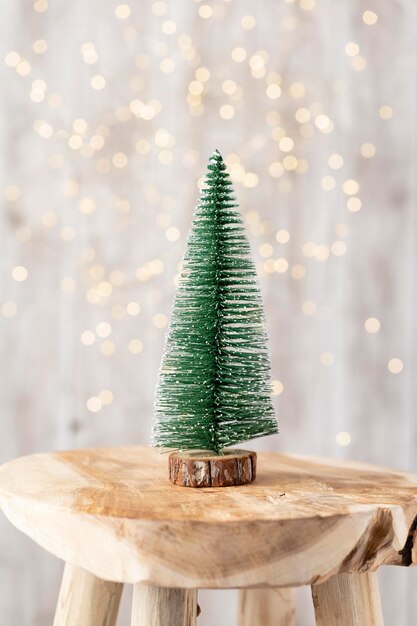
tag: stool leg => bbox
[311,572,384,626]
[238,588,295,626]
[53,563,123,626]
[131,585,197,626]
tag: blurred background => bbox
[1,0,417,624]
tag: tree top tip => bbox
[210,148,223,161]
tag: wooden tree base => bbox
[168,449,257,488]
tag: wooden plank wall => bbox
[1,1,416,624]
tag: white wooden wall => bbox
[1,1,417,624]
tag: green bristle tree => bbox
[152,150,278,454]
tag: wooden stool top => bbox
[1,446,416,588]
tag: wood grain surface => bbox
[53,563,122,626]
[1,446,417,589]
[312,572,384,626]
[237,588,295,626]
[131,586,197,626]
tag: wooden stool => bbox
[0,446,416,626]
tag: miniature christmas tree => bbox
[153,150,278,481]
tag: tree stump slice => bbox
[168,449,257,487]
